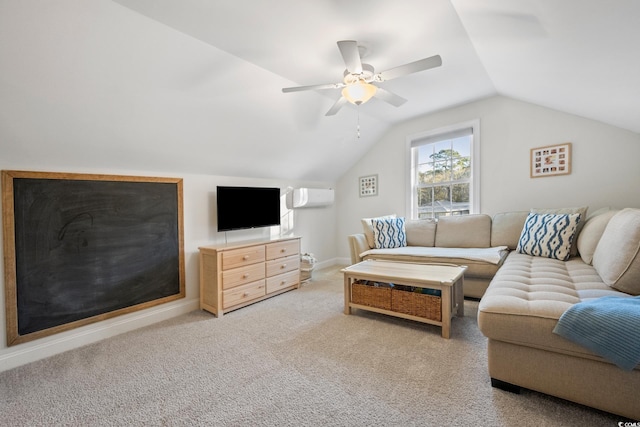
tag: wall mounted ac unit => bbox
[286,188,334,209]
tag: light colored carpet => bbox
[0,266,624,426]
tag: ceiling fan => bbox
[282,40,442,116]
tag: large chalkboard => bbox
[2,171,185,346]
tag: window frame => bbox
[405,120,480,219]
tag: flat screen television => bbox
[216,186,281,232]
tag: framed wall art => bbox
[359,174,378,197]
[530,143,572,178]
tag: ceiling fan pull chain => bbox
[357,108,361,139]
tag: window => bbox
[406,121,480,219]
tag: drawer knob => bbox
[243,255,249,260]
[243,292,249,297]
[281,264,286,269]
[281,280,286,285]
[243,274,249,278]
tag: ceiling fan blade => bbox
[325,97,348,116]
[282,82,343,93]
[337,40,362,74]
[373,87,407,107]
[377,55,442,81]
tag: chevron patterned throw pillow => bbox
[371,217,407,249]
[517,212,581,261]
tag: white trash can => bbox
[300,253,316,282]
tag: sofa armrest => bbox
[348,234,370,264]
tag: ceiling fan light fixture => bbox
[282,40,442,117]
[342,81,377,105]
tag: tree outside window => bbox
[413,135,472,219]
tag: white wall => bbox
[336,95,640,259]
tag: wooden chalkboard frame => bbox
[2,170,185,346]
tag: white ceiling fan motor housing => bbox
[343,63,375,84]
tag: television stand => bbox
[199,236,301,316]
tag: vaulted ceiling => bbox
[2,1,639,182]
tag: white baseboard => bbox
[0,298,199,373]
[335,257,352,266]
[314,257,350,270]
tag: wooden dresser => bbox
[199,236,301,316]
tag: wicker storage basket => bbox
[391,289,442,321]
[351,282,392,310]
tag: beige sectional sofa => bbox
[479,208,640,420]
[348,208,640,419]
[348,213,527,298]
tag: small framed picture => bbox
[359,174,378,197]
[530,143,572,178]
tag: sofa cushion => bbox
[532,206,588,256]
[516,213,581,261]
[478,252,630,363]
[361,214,396,248]
[371,217,407,249]
[360,246,508,279]
[592,208,640,295]
[587,206,616,218]
[576,209,620,264]
[491,211,529,249]
[435,214,491,248]
[405,219,437,247]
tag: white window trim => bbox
[405,119,481,218]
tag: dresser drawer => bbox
[222,245,265,270]
[266,240,299,260]
[266,270,299,294]
[222,263,266,289]
[223,280,266,309]
[266,254,299,277]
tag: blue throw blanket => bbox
[553,295,640,371]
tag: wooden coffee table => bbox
[342,260,466,338]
